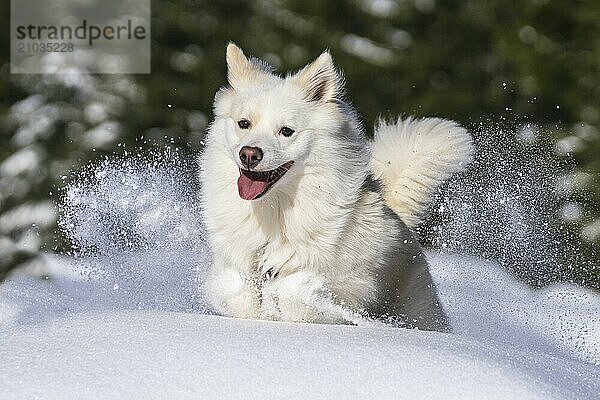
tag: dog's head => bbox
[212,43,346,201]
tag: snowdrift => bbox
[1,251,598,400]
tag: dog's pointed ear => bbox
[226,43,273,89]
[226,43,251,86]
[293,51,342,103]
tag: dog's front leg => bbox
[204,257,261,319]
[261,271,350,324]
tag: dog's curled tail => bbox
[370,117,473,230]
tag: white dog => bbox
[198,44,472,331]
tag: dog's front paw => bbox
[261,271,348,324]
[205,268,261,319]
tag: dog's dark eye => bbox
[237,119,251,129]
[279,126,295,137]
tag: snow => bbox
[1,150,599,399]
[1,252,599,400]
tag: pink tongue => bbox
[237,173,268,200]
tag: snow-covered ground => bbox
[1,251,598,400]
[1,151,598,399]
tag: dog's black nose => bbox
[239,146,263,169]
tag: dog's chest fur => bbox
[232,188,350,280]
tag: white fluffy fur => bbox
[198,44,472,331]
[371,117,473,229]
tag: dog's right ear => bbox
[226,43,272,89]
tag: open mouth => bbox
[237,161,294,200]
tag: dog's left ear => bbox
[292,51,343,103]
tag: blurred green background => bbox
[0,0,598,286]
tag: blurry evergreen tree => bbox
[0,0,598,286]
